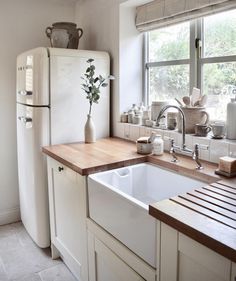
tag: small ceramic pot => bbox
[195,124,211,137]
[136,142,152,155]
[211,122,226,139]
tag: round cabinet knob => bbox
[58,166,64,172]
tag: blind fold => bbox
[136,0,236,32]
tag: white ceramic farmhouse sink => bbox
[88,163,205,267]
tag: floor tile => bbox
[0,224,16,239]
[39,264,77,281]
[0,256,9,280]
[0,223,61,280]
[0,235,19,254]
[11,273,42,281]
[2,245,61,280]
[13,223,37,247]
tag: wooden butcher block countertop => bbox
[42,137,236,262]
[42,138,147,175]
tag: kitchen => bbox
[0,0,236,280]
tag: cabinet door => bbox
[232,262,236,281]
[88,231,145,281]
[178,233,231,281]
[47,157,88,281]
[160,223,231,281]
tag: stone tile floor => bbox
[0,222,77,281]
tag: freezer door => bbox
[16,103,50,247]
[50,51,110,144]
[16,47,49,106]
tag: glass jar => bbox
[152,135,164,156]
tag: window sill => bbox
[115,122,236,164]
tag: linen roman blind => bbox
[136,0,236,31]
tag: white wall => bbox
[119,3,144,114]
[0,0,76,225]
[75,0,149,135]
[75,0,121,135]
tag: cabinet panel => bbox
[160,223,178,281]
[179,251,227,281]
[47,157,88,281]
[87,220,156,281]
[160,223,231,281]
[88,231,145,281]
[232,262,236,281]
[179,233,231,281]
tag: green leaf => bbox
[101,83,108,87]
[87,58,94,63]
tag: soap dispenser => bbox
[226,95,236,140]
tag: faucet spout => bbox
[156,105,186,149]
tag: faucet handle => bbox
[194,143,209,151]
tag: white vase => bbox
[84,114,96,143]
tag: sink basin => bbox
[88,163,205,267]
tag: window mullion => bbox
[196,18,203,90]
[143,33,149,106]
[146,59,190,68]
[190,20,198,96]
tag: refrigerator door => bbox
[16,103,50,247]
[50,50,110,144]
[16,47,49,106]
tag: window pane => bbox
[149,65,189,104]
[203,62,236,120]
[204,10,236,58]
[149,22,190,62]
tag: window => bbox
[146,9,236,121]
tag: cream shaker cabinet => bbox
[87,220,156,281]
[159,223,232,281]
[47,157,88,281]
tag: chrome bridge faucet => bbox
[156,105,208,170]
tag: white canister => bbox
[133,114,142,125]
[120,112,128,123]
[131,104,139,113]
[152,135,164,156]
[128,110,135,123]
[226,97,236,140]
[142,110,150,125]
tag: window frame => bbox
[144,12,236,120]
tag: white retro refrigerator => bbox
[16,47,110,247]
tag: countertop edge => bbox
[149,203,236,263]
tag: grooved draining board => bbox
[150,180,236,262]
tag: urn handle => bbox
[77,28,83,39]
[201,110,209,125]
[45,27,53,38]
